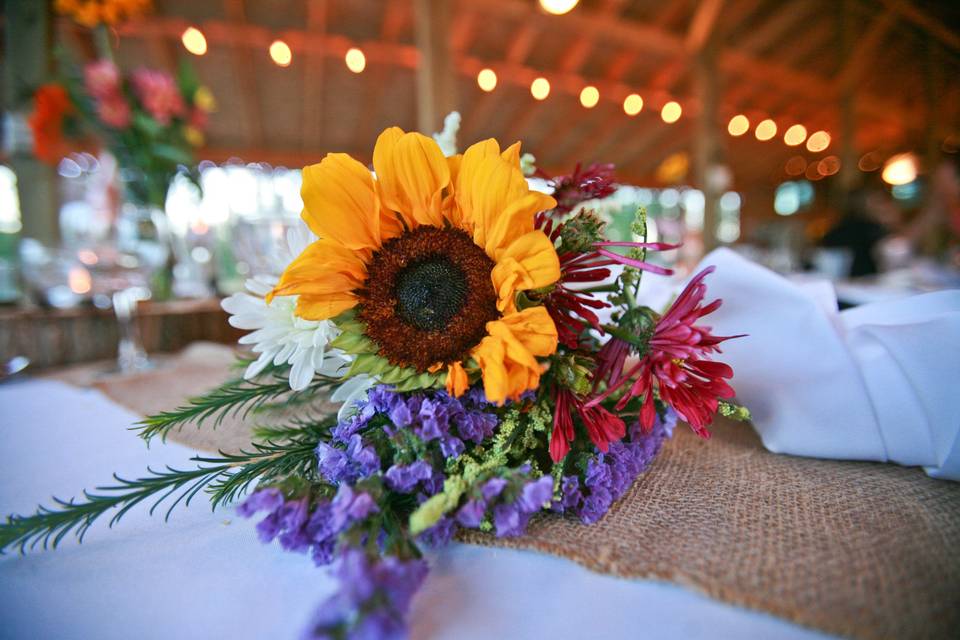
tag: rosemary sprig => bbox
[0,434,324,555]
[135,365,338,443]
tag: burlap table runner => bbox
[50,343,960,640]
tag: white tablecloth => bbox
[0,379,832,640]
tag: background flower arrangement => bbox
[29,58,213,208]
[0,120,747,639]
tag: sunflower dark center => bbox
[357,225,500,372]
[394,258,468,331]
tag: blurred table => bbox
[0,298,241,369]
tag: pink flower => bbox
[544,163,617,214]
[131,69,185,126]
[96,95,131,128]
[84,60,122,99]
[588,267,742,437]
[535,211,678,348]
[549,386,626,462]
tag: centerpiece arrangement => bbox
[1,123,747,639]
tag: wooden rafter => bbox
[223,0,265,150]
[301,0,328,152]
[355,0,407,144]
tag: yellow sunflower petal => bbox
[373,127,449,228]
[472,306,558,404]
[445,361,469,397]
[270,239,366,319]
[500,141,522,169]
[491,230,561,313]
[301,153,382,251]
[295,293,358,320]
[498,305,558,357]
[454,150,556,258]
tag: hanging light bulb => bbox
[269,40,292,67]
[539,0,579,15]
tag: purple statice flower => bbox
[332,385,499,465]
[384,461,436,494]
[455,499,486,527]
[492,476,554,537]
[556,407,675,524]
[329,485,379,532]
[417,516,456,548]
[317,433,380,484]
[238,486,380,567]
[302,548,429,640]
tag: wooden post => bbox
[3,0,60,244]
[693,34,721,250]
[413,0,456,134]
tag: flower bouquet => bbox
[1,124,747,639]
[30,58,213,207]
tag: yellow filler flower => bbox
[272,127,560,404]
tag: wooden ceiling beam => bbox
[878,0,960,54]
[833,6,899,92]
[223,0,265,150]
[301,0,328,153]
[354,0,408,144]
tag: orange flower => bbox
[28,84,74,165]
[273,128,561,404]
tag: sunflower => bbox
[271,127,561,405]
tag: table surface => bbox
[0,378,834,640]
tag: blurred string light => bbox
[858,151,882,172]
[805,161,824,181]
[345,48,366,73]
[477,68,497,92]
[530,77,551,100]
[579,85,600,108]
[817,155,841,176]
[661,101,682,123]
[785,155,807,176]
[623,93,643,115]
[881,153,918,185]
[269,40,292,67]
[539,0,579,15]
[755,119,777,141]
[784,124,807,146]
[727,114,749,136]
[181,27,207,56]
[806,131,830,152]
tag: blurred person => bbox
[906,154,960,260]
[820,186,897,277]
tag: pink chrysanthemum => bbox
[131,69,185,126]
[589,266,742,437]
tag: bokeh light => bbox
[806,131,831,152]
[817,155,841,176]
[623,94,643,116]
[579,86,599,108]
[881,153,918,185]
[785,155,807,176]
[531,77,551,100]
[784,124,808,146]
[755,119,777,141]
[477,68,497,92]
[539,0,579,15]
[728,114,749,136]
[269,40,292,67]
[181,27,207,56]
[661,101,682,123]
[345,48,366,73]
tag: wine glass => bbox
[85,202,171,374]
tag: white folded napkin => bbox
[695,248,960,480]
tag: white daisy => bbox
[221,221,349,392]
[222,275,349,391]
